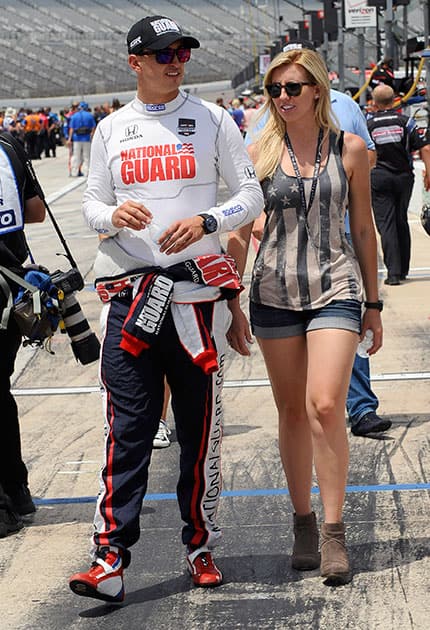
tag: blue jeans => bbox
[344,229,379,422]
[346,353,379,423]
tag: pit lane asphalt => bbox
[1,146,429,630]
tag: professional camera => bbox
[1,137,102,364]
[50,267,85,294]
[51,268,100,365]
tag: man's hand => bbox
[158,216,205,254]
[112,200,152,230]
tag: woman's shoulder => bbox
[342,130,367,153]
[340,131,369,177]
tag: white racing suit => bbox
[83,89,263,564]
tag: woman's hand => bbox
[226,301,253,356]
[251,211,266,241]
[361,309,383,356]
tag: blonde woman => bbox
[227,49,382,585]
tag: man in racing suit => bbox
[69,15,264,603]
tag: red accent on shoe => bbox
[187,551,223,587]
[69,549,125,603]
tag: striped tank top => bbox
[251,131,363,310]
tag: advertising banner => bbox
[344,0,377,28]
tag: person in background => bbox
[67,101,96,177]
[23,109,42,160]
[367,84,430,286]
[152,380,172,448]
[111,98,122,112]
[228,47,382,586]
[63,103,78,175]
[68,14,263,603]
[230,98,245,134]
[2,107,17,134]
[36,108,48,159]
[0,482,22,538]
[45,107,59,158]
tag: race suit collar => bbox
[132,90,187,116]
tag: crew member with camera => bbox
[0,131,46,532]
[68,15,263,603]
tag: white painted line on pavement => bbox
[57,471,98,474]
[65,460,99,464]
[11,371,430,397]
[45,178,86,205]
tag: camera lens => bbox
[60,293,100,364]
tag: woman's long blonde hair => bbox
[254,49,339,181]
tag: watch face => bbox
[204,215,218,234]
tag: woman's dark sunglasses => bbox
[266,81,314,98]
[140,47,192,64]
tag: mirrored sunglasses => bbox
[266,81,314,98]
[141,47,192,64]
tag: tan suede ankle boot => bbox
[291,511,320,570]
[320,522,351,585]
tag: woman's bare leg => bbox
[257,335,313,515]
[306,328,357,523]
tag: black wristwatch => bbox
[198,213,218,235]
[364,300,383,312]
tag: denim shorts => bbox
[250,299,362,339]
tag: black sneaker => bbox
[0,498,24,538]
[8,485,36,516]
[351,412,392,437]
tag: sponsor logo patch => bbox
[129,35,142,50]
[0,209,16,228]
[146,104,166,112]
[125,124,139,137]
[120,124,144,143]
[120,143,196,183]
[177,118,196,136]
[150,18,180,36]
[136,275,173,334]
[222,204,243,217]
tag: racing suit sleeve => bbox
[202,109,264,233]
[82,124,119,236]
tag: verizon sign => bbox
[344,0,377,28]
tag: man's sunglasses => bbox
[139,47,192,64]
[265,81,314,98]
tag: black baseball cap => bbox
[283,39,316,53]
[127,15,200,54]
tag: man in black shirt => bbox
[0,132,45,528]
[367,84,430,285]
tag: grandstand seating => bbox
[0,0,426,101]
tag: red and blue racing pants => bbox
[92,292,230,566]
